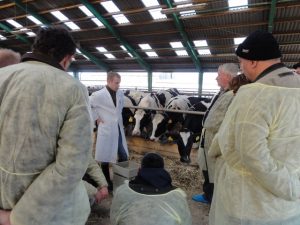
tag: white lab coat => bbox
[90,87,128,163]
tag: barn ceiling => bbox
[0,0,299,73]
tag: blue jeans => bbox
[118,126,128,162]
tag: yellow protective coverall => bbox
[0,61,92,225]
[209,83,300,225]
[110,180,192,225]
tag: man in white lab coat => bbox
[90,72,129,191]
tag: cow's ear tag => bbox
[168,119,172,124]
[129,117,133,123]
[195,136,200,141]
[168,136,173,142]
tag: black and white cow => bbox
[148,89,181,140]
[124,90,146,106]
[132,93,161,137]
[156,88,180,107]
[122,90,146,135]
[122,95,136,135]
[149,95,188,141]
[168,99,211,163]
[150,95,210,142]
[132,88,180,138]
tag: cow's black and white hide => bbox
[149,89,180,141]
[150,95,210,142]
[122,95,137,135]
[132,89,180,139]
[124,90,146,106]
[168,99,210,163]
[150,95,187,141]
[132,93,162,138]
[122,90,147,135]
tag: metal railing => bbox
[125,105,205,115]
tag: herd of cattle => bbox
[90,87,213,163]
[122,88,213,163]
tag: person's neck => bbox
[220,86,229,92]
[106,85,116,93]
[253,60,281,80]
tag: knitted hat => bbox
[293,62,300,69]
[141,153,164,168]
[236,30,281,60]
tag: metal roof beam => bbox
[14,0,51,26]
[0,22,31,45]
[268,0,278,33]
[13,0,110,71]
[163,0,202,72]
[78,47,110,71]
[79,0,151,72]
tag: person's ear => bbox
[251,60,258,68]
[59,54,73,71]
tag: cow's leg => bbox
[185,136,195,163]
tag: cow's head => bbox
[132,109,153,136]
[167,128,200,163]
[150,113,169,141]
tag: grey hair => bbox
[0,48,21,68]
[218,63,239,77]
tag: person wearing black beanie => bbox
[235,29,299,83]
[209,29,300,225]
[110,152,192,225]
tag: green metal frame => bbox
[79,0,151,72]
[14,0,50,26]
[163,0,203,95]
[78,47,110,71]
[14,0,110,71]
[268,0,278,33]
[73,71,79,80]
[148,71,152,92]
[0,22,31,45]
[198,71,203,96]
[163,0,202,72]
[191,0,294,15]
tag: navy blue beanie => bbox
[236,30,281,60]
[141,153,164,168]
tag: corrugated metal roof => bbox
[0,0,299,72]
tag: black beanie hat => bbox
[141,153,164,168]
[293,62,300,69]
[235,30,281,60]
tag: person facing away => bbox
[192,63,239,204]
[209,30,300,225]
[110,152,192,225]
[0,26,93,225]
[89,72,129,192]
[0,48,21,68]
